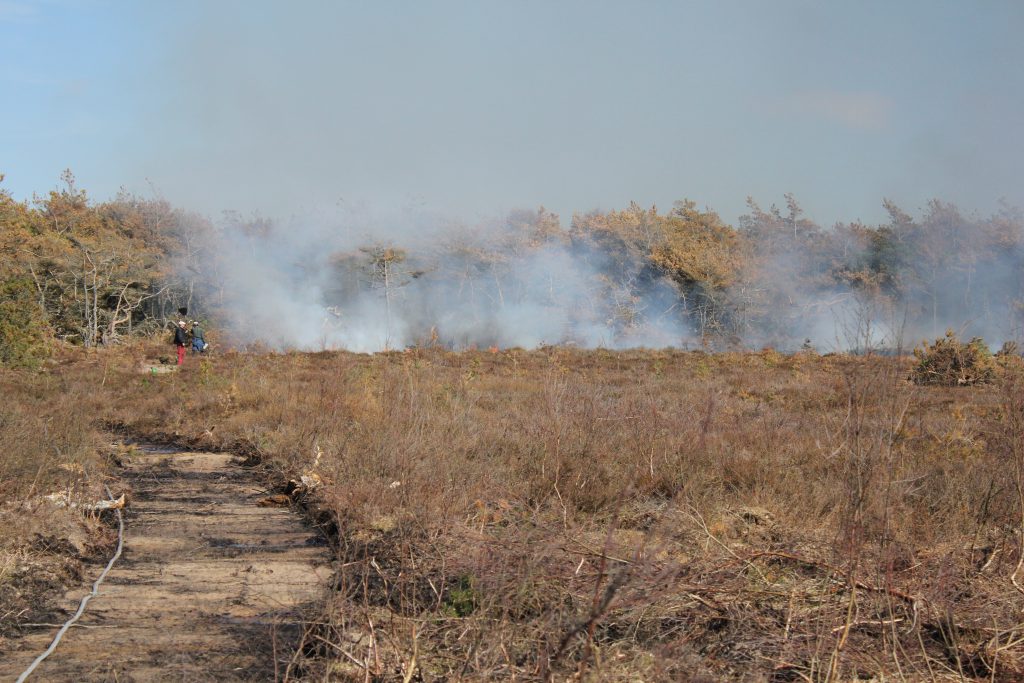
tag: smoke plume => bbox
[180,195,1024,353]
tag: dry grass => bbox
[0,361,116,646]
[5,341,1024,680]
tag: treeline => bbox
[3,170,1023,362]
[0,171,209,365]
[570,195,1024,348]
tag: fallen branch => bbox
[830,617,905,634]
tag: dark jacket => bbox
[174,326,189,346]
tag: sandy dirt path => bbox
[0,446,332,682]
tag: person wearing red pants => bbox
[174,320,189,365]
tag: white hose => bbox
[15,487,125,683]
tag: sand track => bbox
[0,446,332,682]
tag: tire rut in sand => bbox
[0,446,332,682]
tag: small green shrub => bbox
[911,330,995,386]
[443,574,478,617]
[0,278,50,368]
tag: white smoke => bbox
[198,206,692,351]
[185,196,1024,354]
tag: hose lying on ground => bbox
[15,486,125,683]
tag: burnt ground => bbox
[0,446,332,682]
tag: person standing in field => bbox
[174,320,189,365]
[191,320,207,354]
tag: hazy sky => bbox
[2,0,1022,226]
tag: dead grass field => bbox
[4,342,1024,681]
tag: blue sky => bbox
[2,0,1022,226]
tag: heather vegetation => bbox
[4,343,1024,680]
